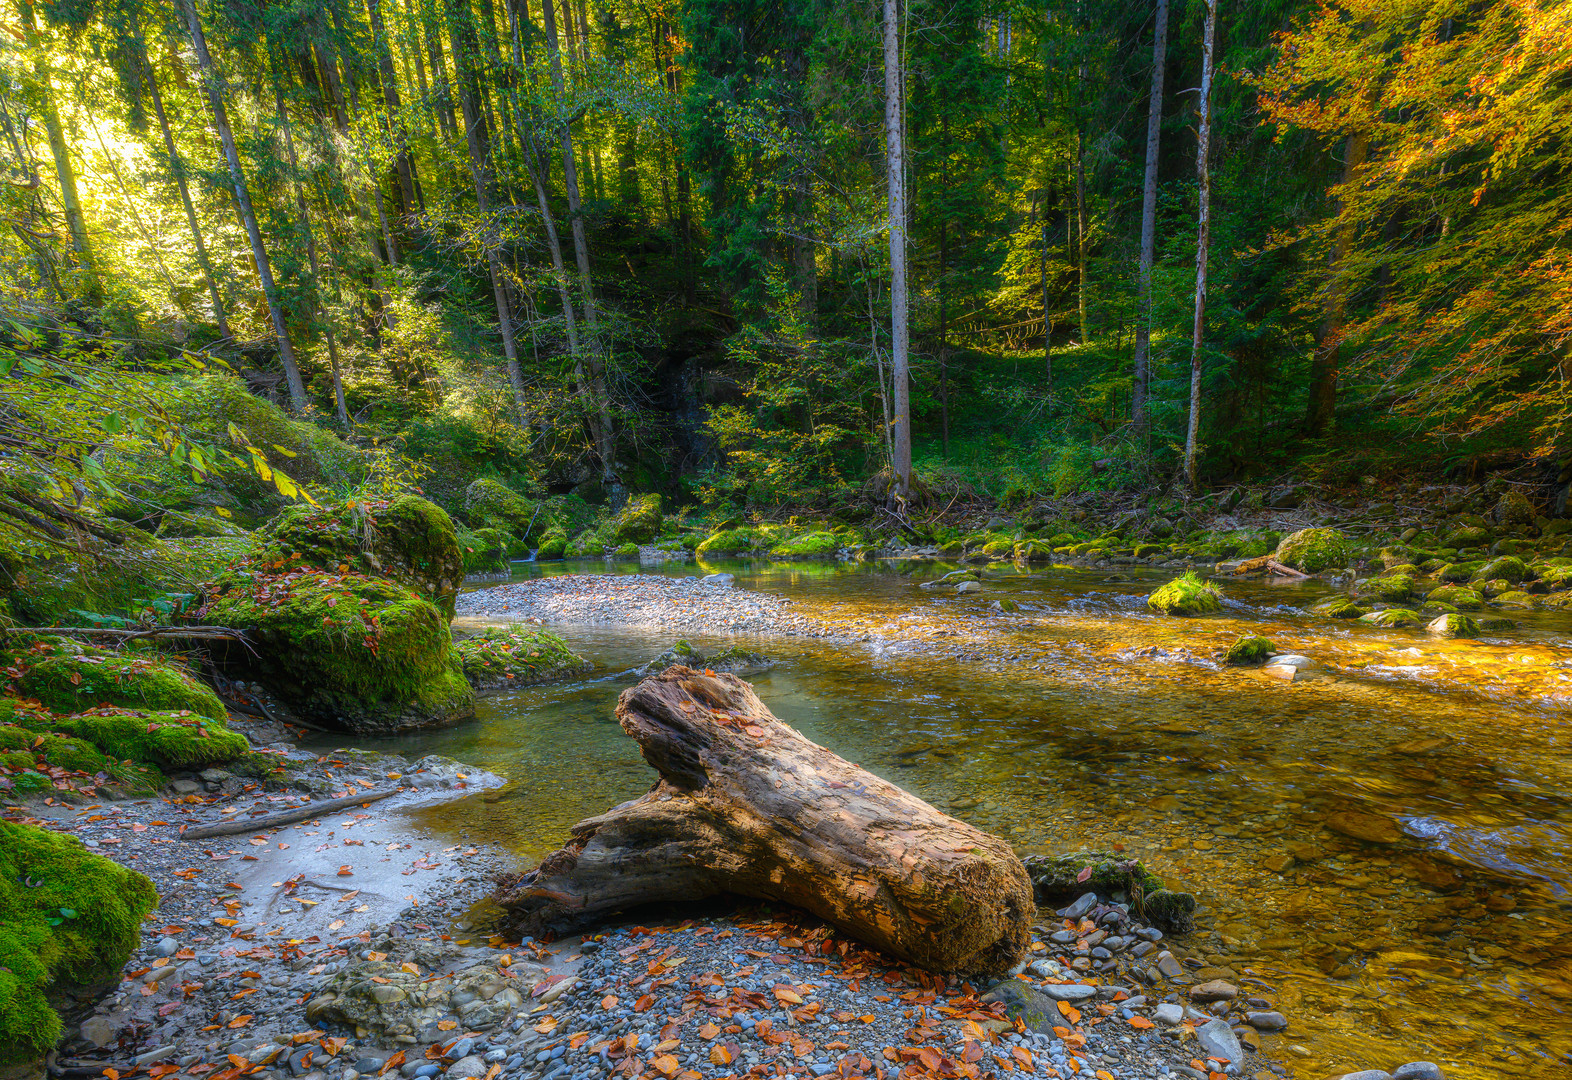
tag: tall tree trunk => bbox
[446,0,527,427]
[423,0,458,139]
[179,0,308,411]
[1305,131,1368,437]
[20,0,98,301]
[1041,217,1052,393]
[542,0,617,488]
[1183,0,1218,493]
[145,57,231,339]
[272,72,351,430]
[1074,126,1089,342]
[883,0,911,500]
[1132,0,1168,435]
[367,0,417,216]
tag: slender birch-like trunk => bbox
[1183,0,1218,492]
[1132,0,1168,434]
[883,0,911,500]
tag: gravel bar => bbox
[455,575,814,636]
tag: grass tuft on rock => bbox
[0,820,157,1064]
[1146,572,1222,616]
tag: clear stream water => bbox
[313,559,1572,1079]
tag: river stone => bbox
[1057,892,1098,919]
[702,573,734,587]
[981,982,1057,1031]
[1328,1073,1391,1080]
[955,580,982,594]
[444,1057,488,1079]
[1190,980,1238,1002]
[1245,1011,1288,1032]
[1195,1018,1243,1065]
[1266,653,1313,669]
[1155,952,1184,978]
[80,1014,120,1047]
[1391,1065,1444,1080]
[1039,983,1097,1002]
[1326,811,1404,844]
[1153,1003,1184,1026]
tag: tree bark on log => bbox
[492,668,1034,975]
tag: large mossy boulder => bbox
[612,494,663,545]
[1274,527,1350,573]
[0,820,157,1065]
[204,570,474,734]
[453,628,591,693]
[464,478,538,537]
[1492,490,1535,526]
[7,638,225,720]
[1357,574,1417,603]
[256,496,464,618]
[1146,571,1222,616]
[1472,556,1527,584]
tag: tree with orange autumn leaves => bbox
[1254,0,1572,453]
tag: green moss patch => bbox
[1274,527,1350,573]
[1146,572,1222,616]
[203,569,473,733]
[1312,597,1368,619]
[612,494,663,544]
[253,496,464,618]
[453,628,591,693]
[697,527,762,556]
[1359,608,1423,628]
[1472,556,1526,584]
[463,478,538,536]
[20,709,247,768]
[1425,584,1485,610]
[769,531,841,559]
[1358,574,1417,603]
[6,640,225,721]
[1224,636,1274,665]
[0,820,158,1064]
[457,527,511,574]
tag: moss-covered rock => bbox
[981,539,1015,559]
[697,527,761,556]
[6,638,224,720]
[463,478,538,537]
[457,527,510,574]
[1020,850,1196,932]
[1014,540,1054,563]
[1492,490,1535,526]
[1427,613,1480,638]
[204,570,474,734]
[1359,609,1423,628]
[1224,636,1274,665]
[1274,527,1350,573]
[637,641,773,677]
[0,820,158,1064]
[1146,572,1222,616]
[1425,584,1485,611]
[1477,616,1518,631]
[452,628,591,693]
[254,496,465,618]
[612,494,663,545]
[770,531,840,559]
[1492,590,1536,609]
[1443,525,1492,549]
[1312,597,1368,619]
[1472,556,1527,584]
[535,534,567,560]
[29,709,248,768]
[1357,574,1417,603]
[612,541,640,558]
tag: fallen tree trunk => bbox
[492,667,1034,975]
[1229,555,1309,578]
[180,788,399,839]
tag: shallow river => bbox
[321,559,1572,1078]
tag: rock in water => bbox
[1195,1018,1244,1066]
[491,667,1035,974]
[1146,572,1223,616]
[1326,811,1405,845]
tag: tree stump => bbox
[492,667,1034,975]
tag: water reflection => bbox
[325,558,1572,1078]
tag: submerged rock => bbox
[637,640,773,677]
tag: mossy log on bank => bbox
[0,820,157,1064]
[493,667,1035,975]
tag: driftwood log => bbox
[492,667,1034,975]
